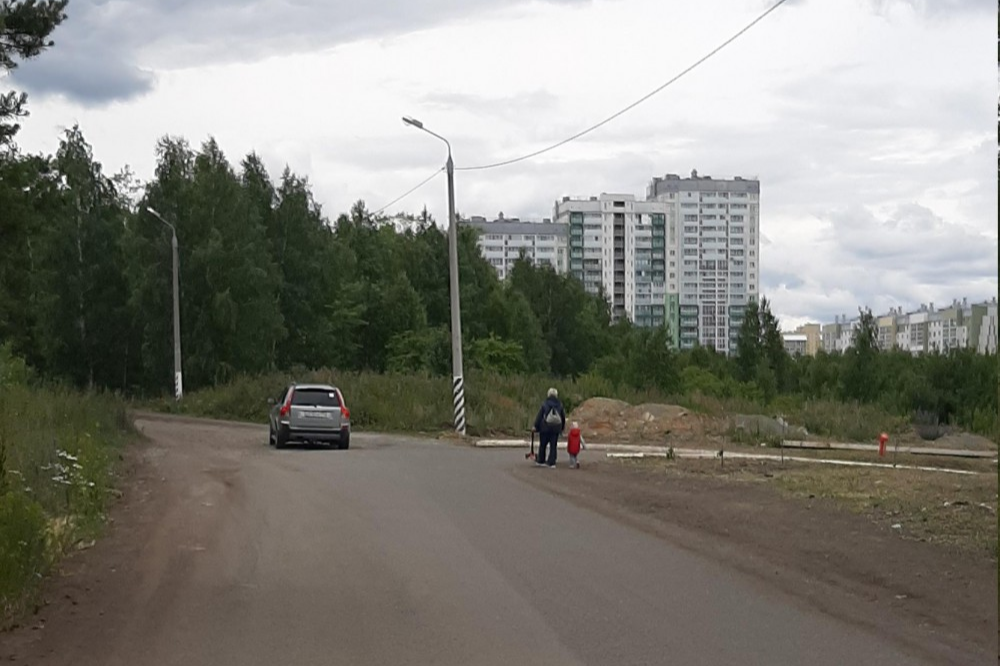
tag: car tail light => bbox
[337,389,349,420]
[279,388,294,417]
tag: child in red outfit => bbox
[567,421,585,469]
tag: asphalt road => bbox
[3,415,943,665]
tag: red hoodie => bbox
[567,427,582,455]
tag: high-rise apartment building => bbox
[553,194,669,326]
[463,214,568,280]
[646,171,761,354]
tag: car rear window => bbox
[291,388,341,407]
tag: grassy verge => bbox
[772,464,998,557]
[149,368,926,446]
[632,456,998,558]
[146,369,668,436]
[0,383,133,627]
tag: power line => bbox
[370,167,445,217]
[371,0,789,210]
[456,0,789,172]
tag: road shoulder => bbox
[513,457,998,665]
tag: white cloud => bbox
[11,0,997,326]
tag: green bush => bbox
[0,379,132,626]
[0,491,48,619]
[152,368,677,436]
[0,342,34,388]
[151,361,993,446]
[788,399,908,442]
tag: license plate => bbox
[301,412,329,419]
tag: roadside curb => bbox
[475,438,993,474]
[780,439,996,459]
[604,450,985,475]
[474,438,997,460]
[475,439,671,454]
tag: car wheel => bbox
[275,429,287,450]
[338,433,350,450]
[268,425,275,447]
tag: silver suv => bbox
[268,383,351,450]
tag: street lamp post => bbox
[402,116,466,436]
[145,207,183,401]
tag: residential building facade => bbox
[781,333,808,356]
[821,315,857,353]
[978,301,998,354]
[471,170,762,352]
[790,323,821,356]
[553,194,669,327]
[463,214,568,281]
[819,297,998,355]
[646,171,761,354]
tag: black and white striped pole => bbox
[403,116,466,436]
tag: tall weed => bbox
[0,381,132,625]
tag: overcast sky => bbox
[9,0,997,329]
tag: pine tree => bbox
[1,0,68,146]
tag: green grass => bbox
[147,369,670,436]
[771,464,998,558]
[0,383,133,626]
[147,368,917,446]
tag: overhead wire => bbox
[370,166,445,217]
[369,0,789,210]
[456,0,790,172]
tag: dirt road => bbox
[0,414,986,665]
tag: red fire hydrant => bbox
[878,432,889,457]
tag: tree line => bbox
[1,0,996,436]
[1,128,995,433]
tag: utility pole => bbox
[402,116,466,435]
[146,207,184,400]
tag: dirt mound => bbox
[923,431,998,451]
[569,397,705,444]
